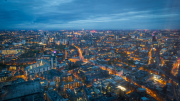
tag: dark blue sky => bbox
[0,0,180,30]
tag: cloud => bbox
[0,0,180,29]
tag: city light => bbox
[117,86,126,91]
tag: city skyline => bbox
[0,29,180,101]
[0,0,180,30]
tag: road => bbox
[155,47,179,100]
[76,46,163,101]
[156,47,179,83]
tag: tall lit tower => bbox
[65,48,67,59]
[149,31,157,64]
[65,41,69,60]
[51,50,57,69]
[152,31,157,46]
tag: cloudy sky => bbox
[0,0,180,30]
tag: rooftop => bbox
[1,80,42,100]
[25,59,50,71]
[47,90,64,101]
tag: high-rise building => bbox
[152,33,157,43]
[85,49,89,56]
[65,48,67,59]
[115,35,119,40]
[152,32,158,48]
[51,51,57,69]
[150,32,159,64]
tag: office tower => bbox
[51,50,57,69]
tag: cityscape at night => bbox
[0,0,180,101]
